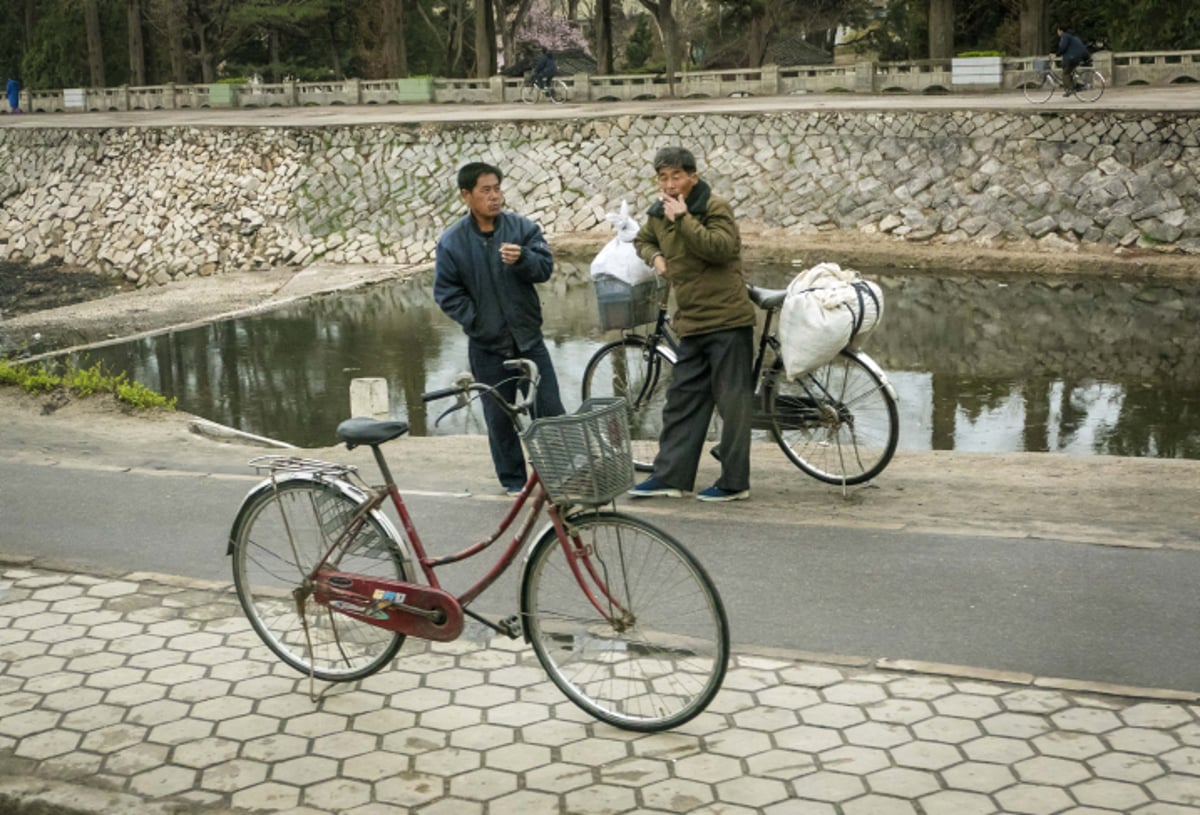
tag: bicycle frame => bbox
[303,441,632,643]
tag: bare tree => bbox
[593,0,614,74]
[129,0,147,85]
[928,0,954,59]
[637,0,682,93]
[83,0,107,87]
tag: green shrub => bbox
[0,359,176,410]
[956,50,1005,58]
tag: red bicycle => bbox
[226,360,729,732]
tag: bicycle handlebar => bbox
[420,359,541,428]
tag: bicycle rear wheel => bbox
[767,350,899,485]
[229,477,408,682]
[1022,72,1055,103]
[582,337,671,471]
[1074,67,1105,102]
[521,511,728,732]
[549,78,570,104]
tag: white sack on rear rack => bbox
[777,262,883,379]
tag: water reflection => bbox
[68,260,1200,459]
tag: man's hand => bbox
[661,193,688,223]
[499,242,522,265]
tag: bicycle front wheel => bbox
[767,350,899,485]
[582,337,671,471]
[549,79,570,104]
[521,511,729,732]
[1074,68,1105,102]
[1022,72,1055,103]
[229,477,408,682]
[520,83,538,104]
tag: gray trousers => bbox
[653,325,754,492]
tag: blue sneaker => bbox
[696,484,749,502]
[628,476,683,498]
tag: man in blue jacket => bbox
[1052,26,1090,97]
[434,162,565,494]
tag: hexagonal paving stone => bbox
[866,697,935,725]
[414,746,481,777]
[1014,755,1090,786]
[375,771,446,808]
[173,736,240,768]
[995,783,1075,815]
[311,730,378,760]
[485,742,552,773]
[0,708,61,737]
[273,754,339,786]
[824,682,888,706]
[81,723,148,753]
[13,729,81,760]
[919,789,995,815]
[283,711,351,739]
[802,702,868,729]
[867,766,940,799]
[448,723,513,752]
[561,737,629,767]
[790,770,866,804]
[961,734,1035,763]
[129,765,198,798]
[598,756,670,788]
[756,684,822,710]
[487,788,562,815]
[421,704,483,732]
[643,777,715,811]
[1087,750,1165,783]
[1161,745,1200,776]
[1050,706,1122,734]
[242,733,310,763]
[1147,773,1200,806]
[778,664,847,688]
[231,781,301,811]
[745,748,817,781]
[451,767,521,801]
[1107,726,1181,756]
[563,783,638,814]
[1071,777,1150,810]
[981,711,1051,739]
[147,717,214,747]
[1122,703,1194,729]
[843,794,919,815]
[703,728,772,758]
[303,778,372,811]
[104,742,170,776]
[776,724,844,754]
[912,716,982,744]
[891,738,964,770]
[940,760,1016,793]
[1001,688,1071,714]
[674,751,743,783]
[733,705,799,732]
[200,758,270,793]
[845,720,912,749]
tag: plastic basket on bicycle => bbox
[1033,57,1050,80]
[594,274,666,331]
[522,397,635,505]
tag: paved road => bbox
[1,84,1198,131]
[4,444,1198,694]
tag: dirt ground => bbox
[1,231,1198,551]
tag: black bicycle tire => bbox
[1022,72,1055,103]
[766,349,899,485]
[581,336,669,472]
[1074,68,1105,102]
[230,476,407,682]
[549,79,570,104]
[520,510,729,732]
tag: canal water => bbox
[67,259,1200,459]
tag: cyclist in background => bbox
[530,47,557,89]
[1052,25,1090,97]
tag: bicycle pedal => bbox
[496,614,522,640]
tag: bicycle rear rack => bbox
[249,455,357,479]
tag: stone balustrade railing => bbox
[17,49,1200,114]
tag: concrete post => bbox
[350,378,390,418]
[855,62,876,93]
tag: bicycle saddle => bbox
[747,285,787,310]
[336,417,410,448]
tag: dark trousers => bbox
[469,340,564,490]
[653,326,754,492]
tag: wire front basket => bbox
[1033,57,1050,80]
[523,397,635,505]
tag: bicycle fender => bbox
[842,348,898,400]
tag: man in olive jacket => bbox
[629,146,756,502]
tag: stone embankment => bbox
[0,109,1197,286]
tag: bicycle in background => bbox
[582,286,900,487]
[227,359,729,732]
[520,75,570,104]
[1023,58,1105,103]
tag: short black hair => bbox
[457,162,503,192]
[653,146,697,173]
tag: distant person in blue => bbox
[530,47,557,89]
[6,77,19,114]
[1052,26,1090,97]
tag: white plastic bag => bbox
[778,262,883,379]
[589,200,655,286]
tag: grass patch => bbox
[0,359,176,411]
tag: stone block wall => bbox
[0,109,1196,286]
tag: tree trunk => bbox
[748,11,770,67]
[22,0,36,52]
[638,0,680,94]
[594,0,613,74]
[165,0,187,83]
[329,17,343,78]
[928,0,954,59]
[1019,0,1048,55]
[84,0,107,87]
[473,0,495,78]
[128,0,146,86]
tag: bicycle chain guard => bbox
[314,571,465,642]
